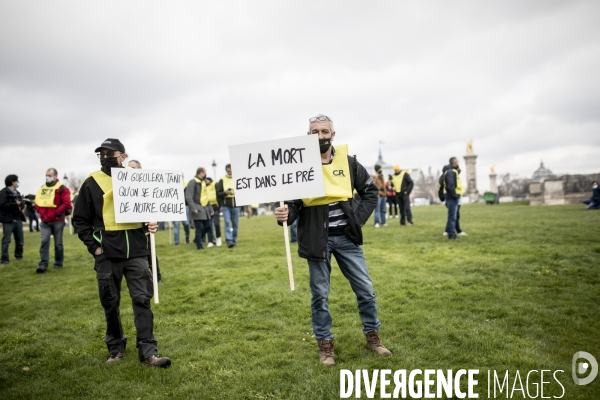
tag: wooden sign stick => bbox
[280,201,295,291]
[149,232,160,304]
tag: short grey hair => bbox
[308,114,334,133]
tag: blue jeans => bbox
[374,196,387,225]
[173,217,190,245]
[583,199,599,210]
[445,197,459,239]
[307,235,381,340]
[290,219,298,242]
[2,220,24,262]
[222,206,239,245]
[39,221,65,267]
[193,219,212,249]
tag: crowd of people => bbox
[1,115,598,370]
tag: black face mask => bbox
[319,138,332,154]
[100,157,121,175]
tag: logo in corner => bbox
[572,351,598,385]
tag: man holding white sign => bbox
[274,115,392,367]
[73,138,171,368]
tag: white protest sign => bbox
[228,135,325,206]
[111,168,187,223]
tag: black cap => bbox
[95,138,125,153]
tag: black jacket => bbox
[592,186,600,203]
[278,155,378,261]
[216,178,236,208]
[73,171,150,259]
[443,164,460,200]
[0,187,25,223]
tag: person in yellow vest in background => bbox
[216,164,239,248]
[173,174,191,245]
[391,164,414,227]
[204,177,222,246]
[274,114,392,367]
[185,167,214,250]
[73,138,171,368]
[442,157,466,240]
[34,168,72,273]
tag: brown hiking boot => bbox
[105,352,125,365]
[317,339,336,367]
[366,331,392,357]
[141,355,172,368]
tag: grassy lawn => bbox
[1,203,599,399]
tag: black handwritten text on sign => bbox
[228,135,325,206]
[111,169,188,223]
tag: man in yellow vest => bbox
[443,157,465,240]
[391,164,414,226]
[216,164,239,248]
[73,138,171,368]
[34,168,72,273]
[204,177,222,246]
[274,114,392,367]
[185,167,214,250]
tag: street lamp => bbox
[212,159,217,180]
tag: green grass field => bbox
[1,203,599,399]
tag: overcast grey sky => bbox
[1,0,598,195]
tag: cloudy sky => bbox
[1,0,598,195]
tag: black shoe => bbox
[227,243,235,248]
[36,265,48,273]
[53,265,63,270]
[141,355,171,368]
[1,261,8,265]
[16,257,22,260]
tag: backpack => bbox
[438,172,446,202]
[58,185,73,216]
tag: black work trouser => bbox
[397,193,413,224]
[95,255,157,360]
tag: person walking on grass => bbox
[385,178,398,219]
[442,157,465,241]
[582,181,600,210]
[274,114,392,367]
[204,177,222,246]
[372,164,387,228]
[216,164,239,248]
[186,167,214,250]
[24,194,40,232]
[0,175,25,265]
[73,138,171,368]
[391,165,414,226]
[34,168,72,273]
[442,162,467,238]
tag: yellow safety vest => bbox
[456,173,464,196]
[90,171,143,231]
[303,145,353,207]
[205,182,218,205]
[193,177,209,206]
[391,171,407,193]
[444,169,465,196]
[221,176,235,198]
[34,181,63,208]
